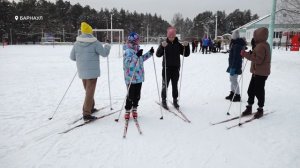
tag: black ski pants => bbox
[125,83,142,111]
[247,74,268,108]
[161,67,180,101]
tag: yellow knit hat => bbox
[81,22,93,34]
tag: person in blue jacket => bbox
[202,36,209,54]
[70,22,111,121]
[123,32,154,120]
[225,30,246,102]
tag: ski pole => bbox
[178,47,185,101]
[226,59,248,115]
[105,38,113,110]
[152,54,164,120]
[49,71,77,120]
[115,58,140,122]
[163,48,168,102]
[238,59,245,124]
[107,56,113,110]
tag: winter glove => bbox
[104,43,111,50]
[183,41,189,46]
[161,41,168,47]
[136,49,143,57]
[149,47,154,54]
[106,39,110,44]
[229,68,236,76]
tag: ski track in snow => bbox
[0,45,299,168]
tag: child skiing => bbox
[225,30,246,102]
[123,32,154,120]
[240,27,271,119]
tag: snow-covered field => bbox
[0,44,299,168]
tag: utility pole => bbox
[110,14,113,43]
[147,24,149,44]
[10,28,12,45]
[215,14,218,40]
[268,0,277,57]
[63,28,65,42]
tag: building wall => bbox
[241,28,300,46]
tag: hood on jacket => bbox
[76,34,97,46]
[231,30,240,40]
[254,27,269,44]
[231,38,246,46]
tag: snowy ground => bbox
[0,44,299,168]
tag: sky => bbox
[11,0,274,22]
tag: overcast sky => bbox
[12,0,274,22]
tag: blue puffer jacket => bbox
[202,38,209,47]
[123,45,152,85]
[70,34,111,79]
[226,38,246,75]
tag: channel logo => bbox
[15,15,43,21]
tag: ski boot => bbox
[241,105,252,116]
[162,100,169,110]
[83,114,97,121]
[254,108,264,119]
[173,99,180,109]
[232,94,241,102]
[124,110,130,120]
[132,107,138,119]
[225,91,234,100]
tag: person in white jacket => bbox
[70,22,111,121]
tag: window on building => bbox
[279,32,282,38]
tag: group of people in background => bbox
[191,37,222,54]
[70,21,270,122]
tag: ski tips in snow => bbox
[156,101,190,123]
[123,118,142,139]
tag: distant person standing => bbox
[199,39,203,52]
[202,36,209,54]
[217,40,221,52]
[156,27,190,109]
[194,40,199,52]
[192,40,195,53]
[70,22,111,121]
[240,27,271,119]
[208,37,213,54]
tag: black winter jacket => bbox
[156,37,190,68]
